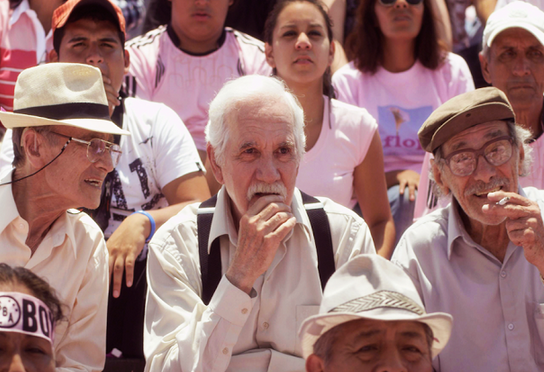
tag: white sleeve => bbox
[151,103,204,187]
[144,217,256,372]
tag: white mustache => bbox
[246,182,287,202]
[464,177,510,197]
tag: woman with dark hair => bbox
[0,264,64,372]
[333,0,474,240]
[264,0,395,257]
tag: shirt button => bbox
[501,271,507,278]
[222,347,229,355]
[263,322,269,330]
[508,323,514,330]
[241,308,248,315]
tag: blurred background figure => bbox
[333,0,474,242]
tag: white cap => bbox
[483,1,544,48]
[298,255,453,359]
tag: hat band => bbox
[329,290,425,316]
[14,102,110,121]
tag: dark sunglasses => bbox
[378,0,423,6]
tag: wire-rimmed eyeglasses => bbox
[441,135,514,177]
[49,131,122,167]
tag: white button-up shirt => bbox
[0,171,108,372]
[392,187,544,372]
[144,187,376,372]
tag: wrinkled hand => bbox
[107,213,148,298]
[226,195,296,294]
[103,75,120,116]
[397,170,420,202]
[483,191,544,272]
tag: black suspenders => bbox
[197,191,335,305]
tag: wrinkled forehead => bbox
[491,27,544,49]
[442,121,509,153]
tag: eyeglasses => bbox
[441,136,514,177]
[378,0,423,6]
[49,131,122,167]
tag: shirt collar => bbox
[446,185,527,260]
[9,0,30,26]
[207,187,311,254]
[0,169,76,258]
[0,169,20,234]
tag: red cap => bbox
[52,0,126,36]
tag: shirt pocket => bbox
[295,305,320,356]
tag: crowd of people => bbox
[0,0,543,371]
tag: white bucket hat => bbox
[0,63,129,136]
[483,1,544,48]
[299,255,453,359]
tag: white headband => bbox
[0,292,55,344]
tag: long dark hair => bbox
[346,0,446,74]
[264,0,336,99]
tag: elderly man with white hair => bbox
[143,75,376,372]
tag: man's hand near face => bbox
[102,75,121,116]
[226,194,297,294]
[483,191,544,273]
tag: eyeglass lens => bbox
[87,139,121,167]
[447,137,513,176]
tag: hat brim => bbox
[0,111,130,136]
[486,23,544,48]
[299,310,453,360]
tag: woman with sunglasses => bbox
[333,0,474,241]
[264,0,396,257]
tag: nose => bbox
[394,0,408,8]
[512,54,531,77]
[85,43,104,66]
[376,348,408,372]
[256,156,281,184]
[471,154,498,183]
[7,354,26,372]
[93,151,115,173]
[295,33,311,50]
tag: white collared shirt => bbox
[0,170,109,372]
[144,187,375,372]
[392,187,544,372]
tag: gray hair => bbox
[205,75,306,166]
[431,120,534,196]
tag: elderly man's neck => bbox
[12,176,67,253]
[511,99,544,139]
[460,209,510,262]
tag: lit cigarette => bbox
[496,197,510,206]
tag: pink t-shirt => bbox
[296,98,377,209]
[332,53,474,174]
[125,26,272,150]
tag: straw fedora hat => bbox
[0,63,129,136]
[299,255,453,359]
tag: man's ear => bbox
[431,158,450,196]
[306,354,326,372]
[264,42,276,69]
[207,144,225,185]
[20,129,49,169]
[49,49,59,62]
[124,49,131,74]
[478,52,492,85]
